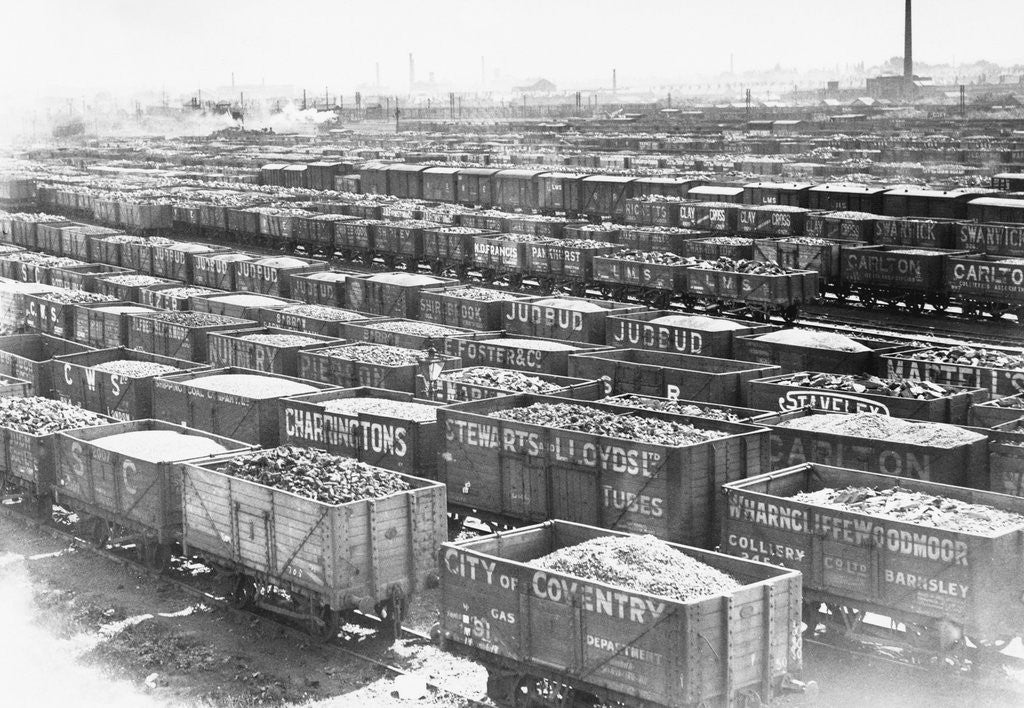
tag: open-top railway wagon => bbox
[723,463,1024,673]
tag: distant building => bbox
[514,78,557,93]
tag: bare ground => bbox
[0,509,1020,708]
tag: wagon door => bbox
[548,463,598,525]
[232,500,275,575]
[499,448,547,521]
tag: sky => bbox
[2,0,1023,98]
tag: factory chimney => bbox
[612,68,617,95]
[409,53,415,89]
[904,0,913,80]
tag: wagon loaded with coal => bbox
[723,464,1024,673]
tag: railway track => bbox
[796,301,1024,349]
[803,637,1024,707]
[0,498,489,708]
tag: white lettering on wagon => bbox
[728,497,969,566]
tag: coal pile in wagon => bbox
[440,286,521,302]
[492,402,728,445]
[0,396,108,433]
[692,257,788,275]
[364,321,464,337]
[778,373,951,399]
[791,485,1024,534]
[236,333,321,346]
[485,338,580,351]
[777,412,985,447]
[218,446,411,504]
[40,291,118,304]
[322,397,438,421]
[184,373,319,398]
[102,275,164,286]
[279,304,365,321]
[607,249,692,264]
[647,314,748,331]
[603,394,740,421]
[149,311,240,326]
[439,367,562,394]
[153,286,217,299]
[208,294,291,307]
[91,430,229,463]
[90,360,181,377]
[907,345,1024,369]
[315,343,424,365]
[531,534,740,602]
[753,328,870,352]
[366,272,445,286]
[531,298,606,312]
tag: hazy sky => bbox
[3,0,1022,97]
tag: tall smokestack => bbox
[904,0,913,80]
[612,68,617,94]
[409,53,415,89]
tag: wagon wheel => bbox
[90,518,110,548]
[447,513,467,540]
[801,601,829,636]
[568,281,588,298]
[310,605,340,642]
[782,303,801,324]
[139,540,173,571]
[485,668,523,707]
[968,635,1014,676]
[986,302,1011,319]
[595,283,615,300]
[537,277,555,295]
[232,575,259,609]
[928,293,950,313]
[33,493,53,521]
[905,293,925,315]
[959,300,980,318]
[376,594,408,641]
[481,267,497,284]
[507,273,524,291]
